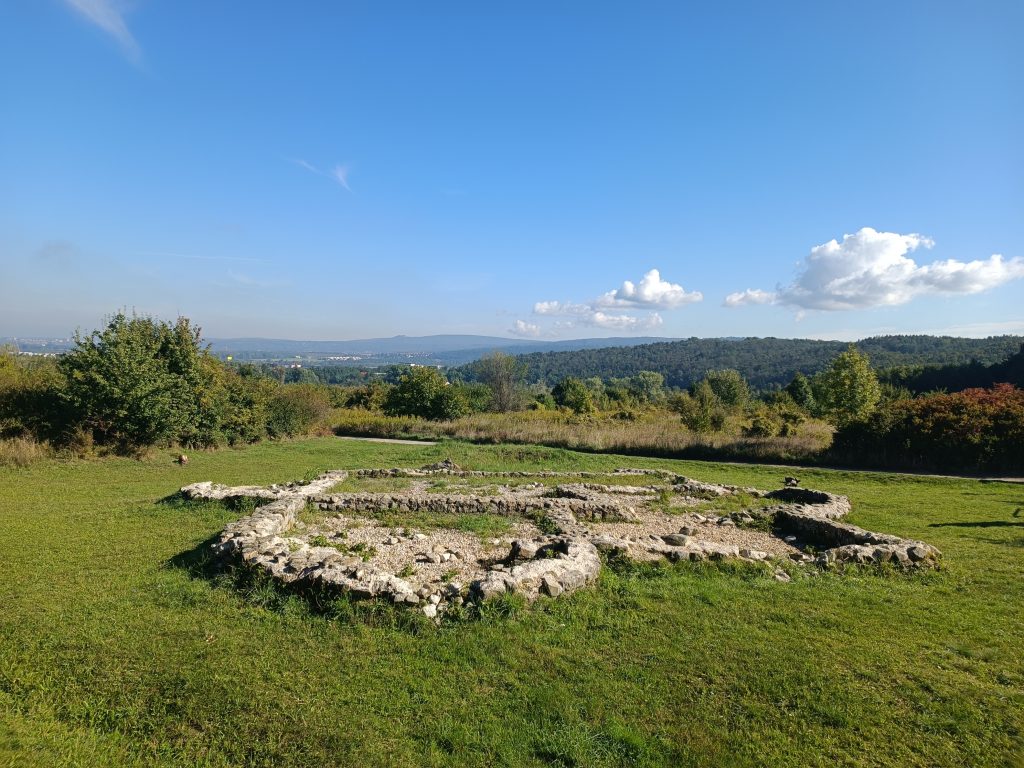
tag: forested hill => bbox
[457,335,1024,390]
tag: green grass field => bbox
[1,437,1022,767]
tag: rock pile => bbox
[181,465,941,619]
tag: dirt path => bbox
[336,435,438,446]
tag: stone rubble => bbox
[181,461,942,619]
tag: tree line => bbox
[3,312,1022,473]
[455,335,1024,390]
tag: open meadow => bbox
[1,437,1022,766]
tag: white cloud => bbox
[727,227,1024,311]
[523,268,696,336]
[590,311,663,330]
[530,301,663,331]
[724,288,776,307]
[63,0,140,63]
[510,320,542,337]
[597,269,702,308]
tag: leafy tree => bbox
[584,377,608,409]
[701,369,749,409]
[476,351,528,412]
[814,345,882,427]
[59,313,208,450]
[551,377,596,415]
[628,371,665,404]
[383,367,467,420]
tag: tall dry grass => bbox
[0,436,53,468]
[331,408,833,464]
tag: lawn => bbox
[0,437,1021,767]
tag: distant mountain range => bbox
[200,334,678,365]
[3,333,676,363]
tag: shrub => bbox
[267,384,331,437]
[743,413,782,438]
[344,382,391,412]
[674,381,727,434]
[831,384,1024,472]
[0,352,72,443]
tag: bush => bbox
[267,384,332,438]
[674,381,727,433]
[344,382,391,412]
[0,352,71,443]
[743,413,782,438]
[831,384,1024,472]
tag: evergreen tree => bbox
[785,372,816,411]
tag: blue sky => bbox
[1,1,1022,340]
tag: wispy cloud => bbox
[293,158,353,192]
[293,159,321,175]
[723,288,775,307]
[331,165,351,192]
[726,227,1024,311]
[63,0,141,64]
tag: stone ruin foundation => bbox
[181,461,942,619]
